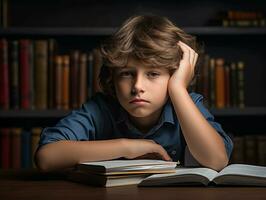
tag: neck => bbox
[128,108,162,134]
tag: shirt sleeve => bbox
[38,94,112,150]
[184,92,234,167]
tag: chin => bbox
[128,110,152,118]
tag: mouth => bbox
[129,99,149,104]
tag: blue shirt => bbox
[39,92,233,166]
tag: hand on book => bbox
[122,139,172,161]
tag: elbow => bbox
[207,153,229,172]
[34,147,53,173]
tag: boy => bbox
[35,15,233,172]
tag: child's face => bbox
[113,58,170,121]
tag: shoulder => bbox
[83,92,121,117]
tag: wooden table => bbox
[0,169,266,200]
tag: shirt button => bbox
[171,150,176,155]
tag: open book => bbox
[139,164,266,187]
[67,160,266,187]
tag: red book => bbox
[19,39,31,109]
[0,38,9,109]
[0,128,10,169]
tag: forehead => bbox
[121,58,164,70]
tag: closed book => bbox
[34,40,48,109]
[19,39,32,109]
[230,62,238,107]
[237,61,245,108]
[257,135,266,166]
[78,53,87,107]
[76,159,177,175]
[0,128,10,169]
[54,55,63,109]
[224,64,230,107]
[208,58,216,108]
[244,135,257,165]
[230,136,244,164]
[0,38,9,109]
[68,159,178,187]
[10,128,22,169]
[87,52,93,100]
[68,171,149,187]
[70,50,79,109]
[215,58,225,108]
[9,40,20,109]
[47,39,57,109]
[62,55,70,110]
[21,129,32,168]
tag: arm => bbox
[35,138,172,172]
[168,41,228,171]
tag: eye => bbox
[120,71,133,77]
[147,71,160,78]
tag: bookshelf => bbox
[1,0,266,168]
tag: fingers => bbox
[152,143,172,161]
[178,41,198,67]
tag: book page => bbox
[217,164,266,178]
[142,167,218,182]
[80,159,177,169]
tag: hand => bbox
[168,41,198,90]
[122,139,172,161]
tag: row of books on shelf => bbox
[0,127,41,169]
[208,10,266,27]
[0,38,103,110]
[0,127,265,169]
[195,55,245,109]
[230,134,266,166]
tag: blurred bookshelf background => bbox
[0,0,266,169]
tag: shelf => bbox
[0,110,70,118]
[210,107,266,117]
[0,27,266,36]
[0,107,266,119]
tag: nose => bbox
[131,73,145,95]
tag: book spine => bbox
[19,39,31,109]
[237,61,245,108]
[55,55,63,109]
[0,128,10,169]
[224,64,230,107]
[62,55,70,110]
[11,128,22,169]
[48,39,57,109]
[87,52,94,100]
[215,58,225,108]
[230,62,238,107]
[208,58,216,108]
[70,50,79,109]
[79,53,87,106]
[0,38,9,109]
[34,40,48,109]
[10,40,20,109]
[21,129,32,168]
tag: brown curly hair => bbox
[99,15,204,97]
